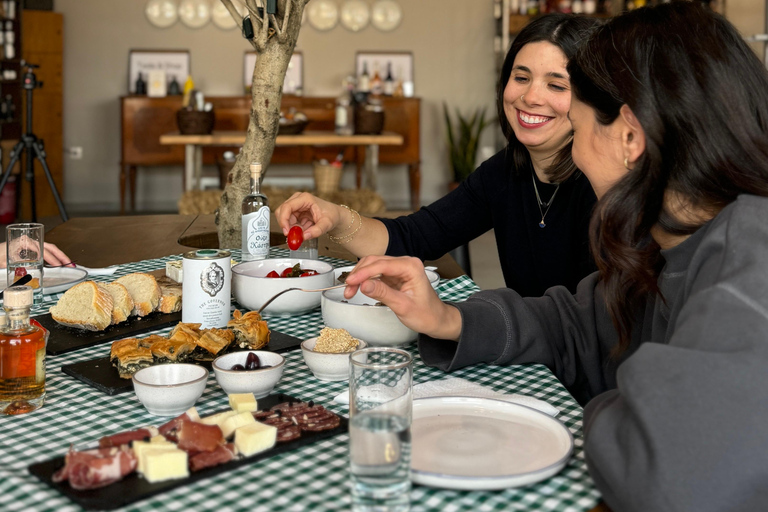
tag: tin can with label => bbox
[182,249,231,328]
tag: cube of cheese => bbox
[220,411,256,439]
[149,435,168,443]
[166,261,183,282]
[142,448,189,483]
[234,421,277,457]
[229,393,258,413]
[133,440,177,474]
[185,406,200,422]
[198,410,237,428]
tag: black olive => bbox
[246,352,261,370]
[231,364,245,371]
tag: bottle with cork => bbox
[0,285,48,415]
[241,162,270,261]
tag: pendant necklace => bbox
[532,171,560,228]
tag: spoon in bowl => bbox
[257,283,346,314]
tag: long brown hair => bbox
[567,3,768,352]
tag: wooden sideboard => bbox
[120,95,421,213]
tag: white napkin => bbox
[76,264,120,276]
[334,376,559,417]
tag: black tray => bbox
[28,393,347,511]
[60,330,304,395]
[39,311,183,356]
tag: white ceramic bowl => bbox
[321,288,417,346]
[132,364,208,417]
[232,258,335,315]
[301,336,368,381]
[334,265,440,289]
[212,350,285,398]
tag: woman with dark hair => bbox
[343,3,768,510]
[275,14,601,297]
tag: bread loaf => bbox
[156,275,182,314]
[115,273,161,317]
[50,281,114,331]
[99,282,135,325]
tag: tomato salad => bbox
[266,263,319,278]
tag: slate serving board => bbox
[28,393,347,511]
[60,330,304,395]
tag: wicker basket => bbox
[313,162,343,194]
[354,104,385,135]
[177,109,215,135]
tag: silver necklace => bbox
[531,171,560,228]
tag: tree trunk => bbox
[217,0,308,249]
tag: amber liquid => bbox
[0,323,46,415]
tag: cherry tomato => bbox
[300,270,318,277]
[266,270,280,278]
[287,226,304,251]
[14,267,27,277]
[281,267,294,278]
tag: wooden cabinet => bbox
[120,95,421,213]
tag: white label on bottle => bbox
[335,106,348,128]
[243,207,271,258]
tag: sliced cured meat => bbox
[276,425,302,443]
[189,444,235,472]
[177,422,224,453]
[158,411,195,441]
[99,427,159,448]
[53,446,137,490]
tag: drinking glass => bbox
[289,237,319,260]
[6,223,44,304]
[349,347,412,512]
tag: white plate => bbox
[211,1,241,30]
[340,0,370,32]
[145,0,178,28]
[411,396,573,490]
[307,0,338,31]
[371,0,402,32]
[0,267,88,295]
[179,0,210,29]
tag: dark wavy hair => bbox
[497,14,601,182]
[567,2,768,353]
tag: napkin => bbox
[76,264,120,276]
[334,377,559,417]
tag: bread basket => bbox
[354,101,385,135]
[177,109,215,135]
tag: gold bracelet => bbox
[332,205,356,235]
[328,207,363,244]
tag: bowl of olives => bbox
[212,350,285,398]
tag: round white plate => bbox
[371,0,402,32]
[179,0,211,29]
[411,396,573,490]
[340,0,370,32]
[145,0,178,28]
[0,267,89,295]
[308,0,339,31]
[211,1,241,30]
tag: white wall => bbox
[55,0,498,212]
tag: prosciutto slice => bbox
[52,446,137,490]
[158,411,195,442]
[189,443,235,472]
[177,421,223,453]
[99,427,159,448]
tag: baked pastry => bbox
[227,310,270,350]
[99,282,135,325]
[50,281,114,331]
[168,323,202,345]
[115,273,161,317]
[110,338,154,379]
[156,276,182,314]
[150,338,196,365]
[193,328,235,360]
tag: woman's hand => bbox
[0,241,73,268]
[343,255,462,341]
[274,192,346,241]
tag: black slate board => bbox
[39,311,183,356]
[28,393,347,511]
[60,330,304,395]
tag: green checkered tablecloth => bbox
[0,248,602,512]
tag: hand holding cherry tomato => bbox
[287,226,304,251]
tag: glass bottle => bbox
[358,62,370,93]
[383,62,395,96]
[241,162,270,261]
[0,285,48,415]
[335,77,355,136]
[135,72,147,95]
[370,61,383,96]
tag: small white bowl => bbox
[212,350,285,398]
[321,288,417,347]
[301,337,368,381]
[334,265,440,289]
[132,364,208,417]
[232,258,335,315]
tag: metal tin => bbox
[182,249,231,328]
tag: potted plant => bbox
[443,102,493,190]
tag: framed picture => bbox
[244,51,303,95]
[355,51,414,96]
[128,50,190,94]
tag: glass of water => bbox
[289,237,319,260]
[6,223,44,304]
[349,347,413,512]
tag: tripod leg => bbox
[0,141,23,197]
[31,142,69,222]
[27,142,37,222]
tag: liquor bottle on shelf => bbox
[168,75,182,95]
[358,61,370,93]
[383,62,395,96]
[135,72,147,95]
[0,286,48,416]
[370,61,383,96]
[241,162,270,262]
[335,77,355,136]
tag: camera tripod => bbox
[0,60,68,222]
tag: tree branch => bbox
[221,0,259,51]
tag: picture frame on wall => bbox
[244,51,303,95]
[355,51,414,97]
[128,49,190,94]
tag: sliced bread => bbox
[50,281,114,331]
[99,282,135,325]
[156,275,182,314]
[115,273,161,317]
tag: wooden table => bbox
[159,130,404,193]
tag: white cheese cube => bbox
[141,447,188,482]
[133,439,176,474]
[220,411,256,439]
[234,422,277,457]
[149,435,167,443]
[198,410,237,427]
[229,393,258,413]
[166,261,183,282]
[185,406,200,422]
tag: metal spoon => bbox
[257,283,346,314]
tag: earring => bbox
[624,157,631,170]
[521,94,525,102]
